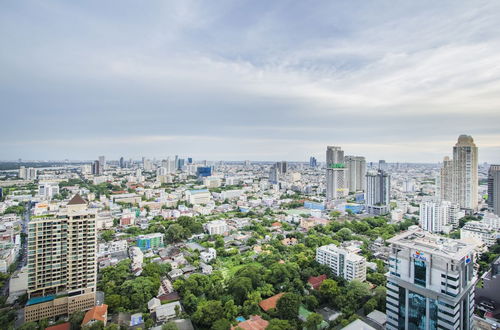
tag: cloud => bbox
[1,1,500,162]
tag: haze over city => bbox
[2,1,500,162]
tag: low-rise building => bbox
[316,244,366,282]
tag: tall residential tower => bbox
[25,195,97,322]
[488,165,500,216]
[326,146,347,201]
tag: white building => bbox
[316,244,366,282]
[205,220,228,236]
[461,221,498,247]
[185,189,211,205]
[98,240,128,257]
[38,182,60,200]
[419,200,461,233]
[200,248,217,263]
[386,228,477,330]
[365,170,390,215]
[326,146,348,201]
[345,155,366,193]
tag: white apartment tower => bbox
[488,165,500,216]
[345,155,366,193]
[316,244,366,282]
[439,156,454,203]
[386,228,477,330]
[25,195,97,322]
[453,135,479,210]
[420,199,462,233]
[326,146,348,201]
[365,169,391,215]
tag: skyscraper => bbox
[91,160,101,175]
[386,228,477,330]
[488,165,500,216]
[365,169,390,215]
[269,165,279,184]
[452,135,478,210]
[345,155,366,193]
[325,146,348,201]
[309,157,317,168]
[439,156,454,202]
[25,195,97,322]
[98,155,105,173]
[119,157,125,168]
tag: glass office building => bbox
[386,228,477,330]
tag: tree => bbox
[69,310,86,329]
[101,230,115,242]
[192,300,224,328]
[319,279,340,306]
[266,319,293,330]
[305,313,323,330]
[276,293,301,320]
[162,323,178,330]
[224,300,240,321]
[363,298,377,315]
[228,277,253,305]
[166,224,187,243]
[18,322,38,330]
[211,319,231,330]
[82,321,105,330]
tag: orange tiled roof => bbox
[308,274,327,290]
[259,293,284,311]
[231,315,269,330]
[46,323,71,330]
[82,304,108,325]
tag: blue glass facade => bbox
[197,166,212,177]
[414,260,426,287]
[408,291,426,330]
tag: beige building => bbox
[453,135,479,210]
[25,194,97,322]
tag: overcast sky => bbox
[1,1,500,162]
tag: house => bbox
[168,269,183,281]
[366,310,387,328]
[45,323,71,330]
[200,248,217,263]
[231,315,269,330]
[259,293,284,312]
[341,319,376,330]
[155,301,183,322]
[82,304,108,327]
[148,298,161,313]
[200,262,213,274]
[308,274,327,290]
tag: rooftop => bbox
[387,228,477,261]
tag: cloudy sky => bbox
[1,1,500,162]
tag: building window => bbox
[414,260,426,287]
[408,291,426,330]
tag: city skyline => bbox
[2,1,500,162]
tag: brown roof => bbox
[259,293,284,311]
[231,315,269,330]
[308,274,327,290]
[46,323,71,330]
[68,194,87,205]
[82,304,108,325]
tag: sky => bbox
[1,1,500,163]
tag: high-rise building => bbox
[269,165,279,184]
[25,195,97,322]
[488,165,500,216]
[275,161,287,174]
[187,157,193,164]
[316,244,366,282]
[379,160,387,171]
[91,160,101,175]
[98,156,105,173]
[178,158,185,170]
[19,166,37,180]
[326,146,347,201]
[452,135,478,210]
[309,157,317,168]
[365,169,390,215]
[438,156,454,202]
[345,155,366,193]
[419,199,461,233]
[119,157,125,168]
[386,228,477,330]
